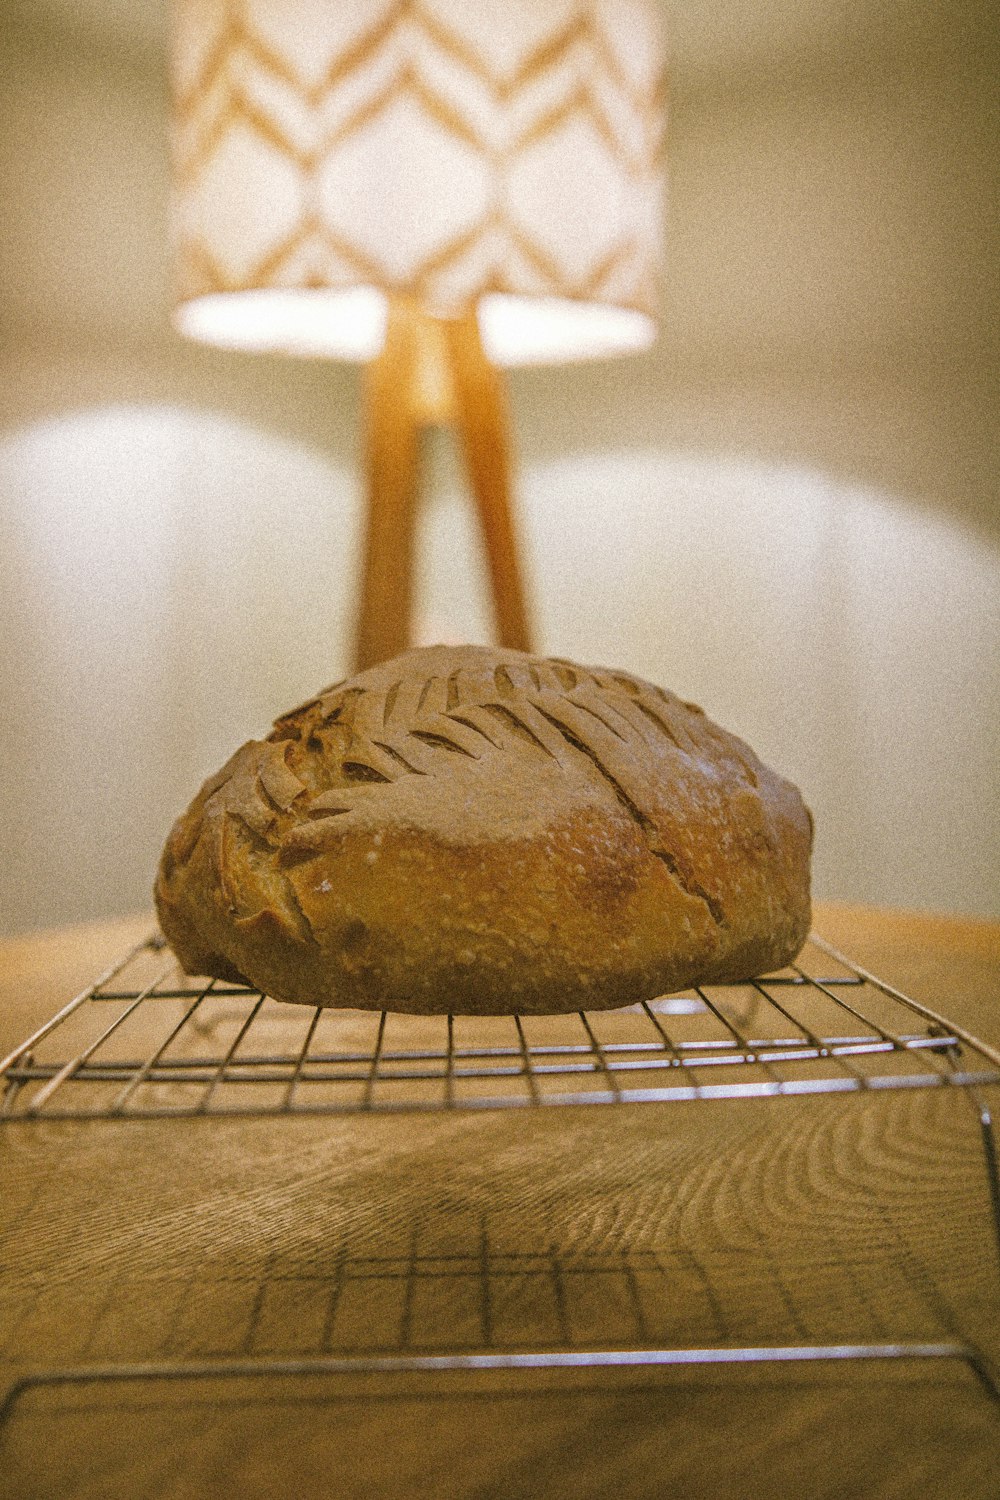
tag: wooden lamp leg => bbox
[354,298,533,670]
[354,301,422,672]
[445,310,533,654]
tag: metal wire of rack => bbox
[2,932,998,1121]
[3,1338,998,1500]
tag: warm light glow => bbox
[176,288,389,361]
[176,288,657,366]
[478,296,657,367]
[4,418,998,927]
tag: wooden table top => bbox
[1,904,997,1498]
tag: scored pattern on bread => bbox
[156,646,812,1015]
[254,655,756,928]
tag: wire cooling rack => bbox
[3,930,1000,1452]
[2,932,998,1121]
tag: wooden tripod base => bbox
[354,297,533,672]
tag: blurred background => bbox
[1,0,997,935]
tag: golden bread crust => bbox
[154,645,812,1013]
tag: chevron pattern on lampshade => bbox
[171,0,666,365]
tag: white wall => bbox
[1,0,998,931]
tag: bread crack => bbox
[280,870,319,947]
[382,680,401,726]
[343,761,391,783]
[493,665,517,698]
[372,739,426,775]
[651,849,726,927]
[480,702,556,758]
[636,701,683,750]
[567,697,628,742]
[409,730,478,758]
[550,661,578,690]
[533,706,723,928]
[444,711,501,750]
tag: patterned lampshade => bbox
[171,0,666,366]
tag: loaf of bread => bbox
[155,645,812,1014]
